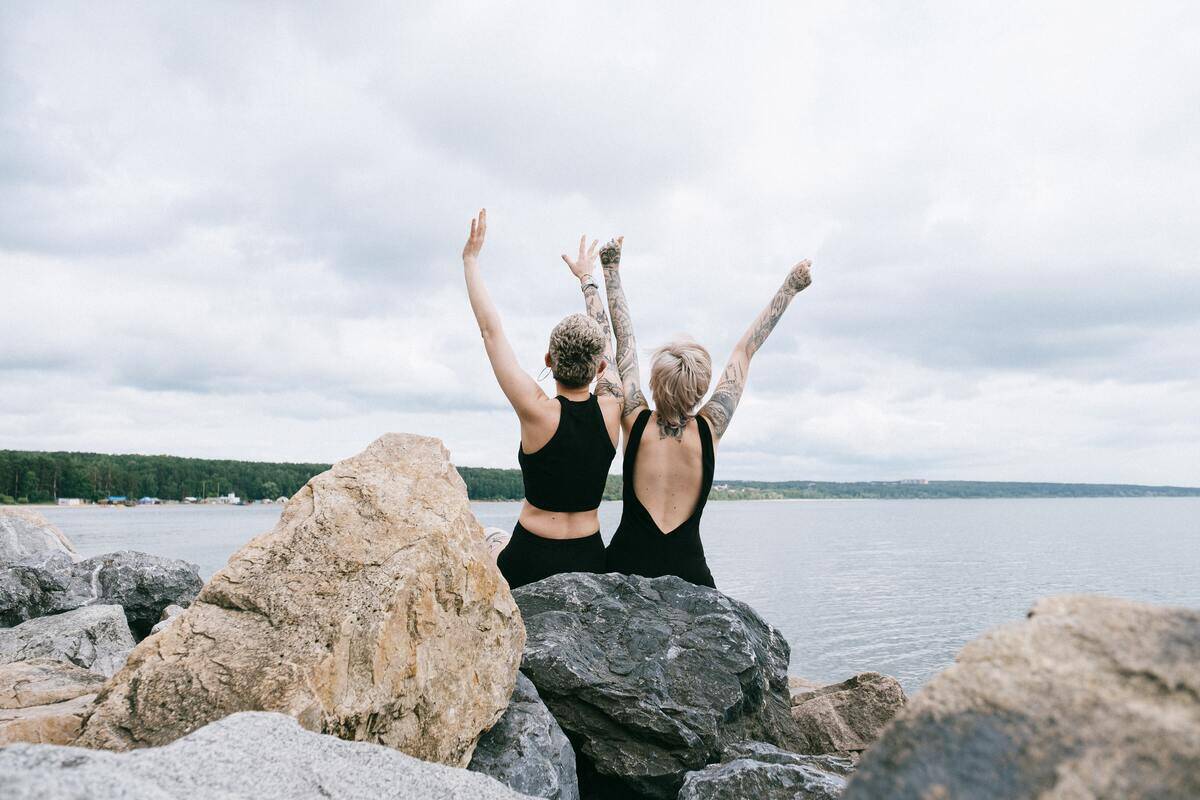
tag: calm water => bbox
[40,498,1200,692]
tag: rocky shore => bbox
[1,433,1198,799]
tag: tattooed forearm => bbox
[601,255,648,416]
[746,287,794,357]
[700,360,744,438]
[582,283,622,397]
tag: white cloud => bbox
[1,1,1198,484]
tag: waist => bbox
[518,501,603,539]
[512,520,603,546]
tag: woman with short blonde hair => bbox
[600,236,812,587]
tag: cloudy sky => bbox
[2,2,1198,484]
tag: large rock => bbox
[0,550,201,637]
[0,711,537,799]
[0,605,135,677]
[0,658,104,744]
[790,672,906,754]
[677,741,851,800]
[469,672,580,800]
[844,595,1200,800]
[513,573,801,799]
[0,658,105,709]
[0,508,78,564]
[76,433,525,768]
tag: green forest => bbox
[1,450,1196,505]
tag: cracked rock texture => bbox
[0,509,78,564]
[1,711,537,799]
[75,433,525,766]
[513,572,801,799]
[469,671,580,800]
[844,595,1200,800]
[790,672,906,754]
[0,605,134,677]
[678,741,850,800]
[0,659,105,745]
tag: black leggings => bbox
[496,522,606,590]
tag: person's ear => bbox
[545,352,553,369]
[596,359,607,377]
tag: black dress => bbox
[496,394,615,590]
[605,410,717,588]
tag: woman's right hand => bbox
[463,209,487,264]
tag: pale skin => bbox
[462,210,621,540]
[601,237,812,531]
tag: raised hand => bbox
[561,235,600,279]
[785,259,812,294]
[600,236,624,269]
[462,209,487,263]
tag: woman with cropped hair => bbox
[461,210,623,589]
[599,236,812,587]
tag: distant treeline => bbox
[2,450,1196,505]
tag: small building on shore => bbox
[57,498,84,506]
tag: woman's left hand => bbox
[561,235,599,279]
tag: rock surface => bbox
[0,658,105,708]
[76,433,525,768]
[844,595,1200,800]
[150,603,185,635]
[513,572,800,799]
[469,672,580,800]
[0,508,78,564]
[0,605,135,677]
[790,672,906,754]
[0,692,98,746]
[0,550,201,636]
[0,711,537,799]
[678,741,850,800]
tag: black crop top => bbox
[517,394,616,513]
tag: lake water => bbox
[39,498,1200,693]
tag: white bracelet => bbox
[579,274,599,290]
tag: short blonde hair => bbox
[548,313,606,388]
[649,338,712,422]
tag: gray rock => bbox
[0,605,135,676]
[790,672,906,754]
[149,603,185,635]
[844,595,1200,800]
[0,509,78,564]
[513,573,801,799]
[678,742,849,800]
[0,550,201,638]
[0,711,536,799]
[470,672,580,800]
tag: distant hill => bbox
[2,449,1196,504]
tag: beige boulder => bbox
[0,659,103,746]
[844,595,1200,799]
[789,671,906,754]
[76,433,525,767]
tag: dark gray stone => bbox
[513,573,801,799]
[0,711,536,799]
[843,595,1200,800]
[0,550,201,638]
[678,741,848,800]
[470,672,580,800]
[0,605,134,677]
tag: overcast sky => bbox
[2,2,1198,484]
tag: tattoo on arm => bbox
[602,266,647,417]
[746,286,795,358]
[700,359,744,438]
[582,284,622,400]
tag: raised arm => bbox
[699,260,812,440]
[462,209,547,418]
[599,237,648,424]
[561,235,623,402]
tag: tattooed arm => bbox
[462,209,548,418]
[561,235,623,402]
[699,260,812,440]
[599,237,649,427]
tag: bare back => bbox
[630,411,706,533]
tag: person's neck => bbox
[556,382,591,401]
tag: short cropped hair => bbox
[649,338,712,421]
[548,313,606,388]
